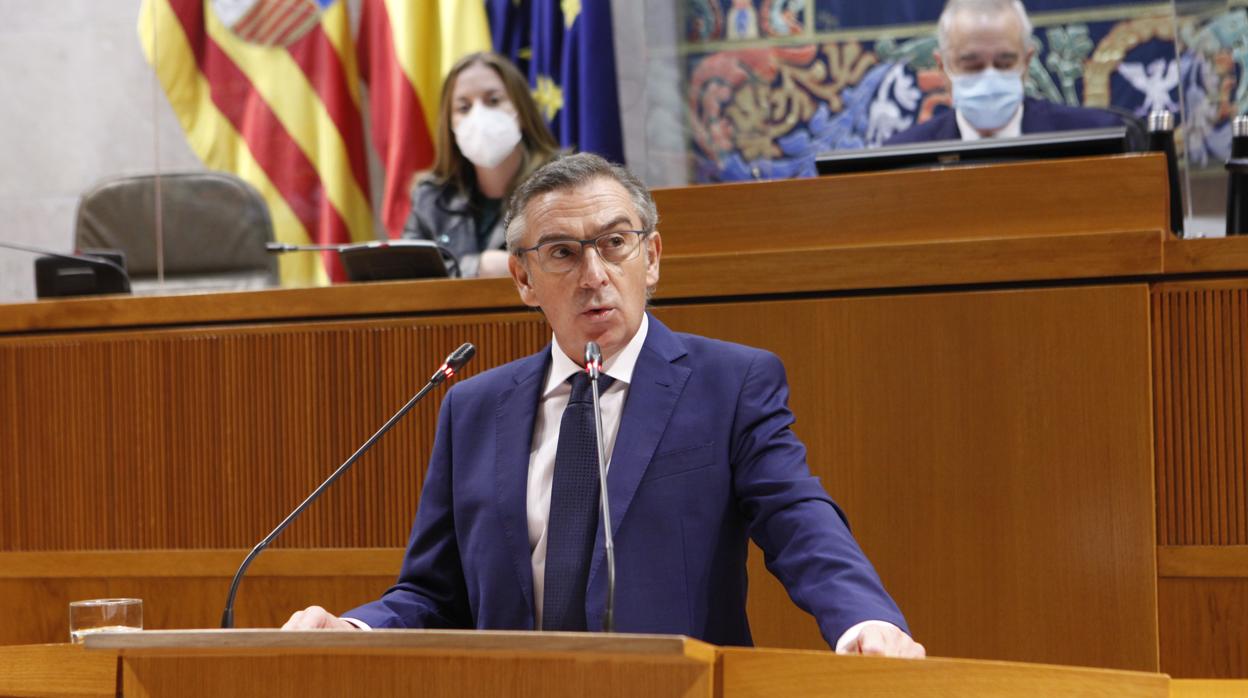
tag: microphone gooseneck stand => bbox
[584,341,616,633]
[220,343,477,628]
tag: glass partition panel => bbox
[0,2,166,303]
[142,0,386,293]
[1172,0,1245,237]
[0,1,382,304]
[620,1,1181,187]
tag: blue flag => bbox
[487,0,625,164]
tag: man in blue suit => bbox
[283,153,924,658]
[886,0,1120,145]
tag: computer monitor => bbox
[815,127,1130,177]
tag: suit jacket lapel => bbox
[587,316,691,623]
[493,349,548,627]
[1019,97,1042,134]
[935,111,961,141]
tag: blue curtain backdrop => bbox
[487,0,625,165]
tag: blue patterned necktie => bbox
[542,371,615,631]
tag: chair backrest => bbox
[1097,105,1150,153]
[74,172,278,289]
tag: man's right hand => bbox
[281,605,358,630]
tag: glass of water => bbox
[68,598,143,643]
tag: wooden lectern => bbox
[0,631,1175,698]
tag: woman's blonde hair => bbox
[427,52,560,200]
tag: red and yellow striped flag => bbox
[357,0,491,239]
[138,0,374,285]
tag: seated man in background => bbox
[887,0,1121,144]
[283,153,924,658]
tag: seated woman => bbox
[404,52,560,278]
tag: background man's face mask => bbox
[453,103,522,169]
[950,68,1025,132]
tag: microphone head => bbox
[584,341,602,379]
[431,343,476,385]
[446,343,476,371]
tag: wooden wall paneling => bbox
[654,284,1159,671]
[0,549,404,645]
[652,154,1169,255]
[0,275,523,334]
[1158,545,1248,577]
[1152,283,1248,547]
[1151,279,1248,679]
[0,232,1167,337]
[1164,236,1248,273]
[1,287,1159,671]
[1158,578,1248,678]
[0,314,549,552]
[655,230,1163,297]
[0,345,13,551]
[0,575,395,646]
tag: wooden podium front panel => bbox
[121,653,711,698]
[0,643,116,698]
[103,630,715,698]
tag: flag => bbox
[138,0,374,285]
[357,0,491,239]
[488,0,625,164]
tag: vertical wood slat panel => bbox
[1153,286,1248,546]
[0,315,548,551]
[1153,290,1171,546]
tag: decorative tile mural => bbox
[681,1,1246,183]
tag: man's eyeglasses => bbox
[514,230,652,274]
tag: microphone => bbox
[1147,110,1184,237]
[584,341,616,633]
[265,241,344,253]
[266,239,462,279]
[434,342,476,383]
[0,240,131,297]
[220,342,477,628]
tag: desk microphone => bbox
[220,342,477,628]
[265,240,462,278]
[584,341,616,633]
[0,240,131,297]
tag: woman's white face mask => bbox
[453,103,523,169]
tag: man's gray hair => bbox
[937,0,1035,55]
[505,152,659,252]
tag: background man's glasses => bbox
[516,230,651,273]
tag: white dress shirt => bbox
[527,314,649,627]
[350,313,903,651]
[956,103,1024,141]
